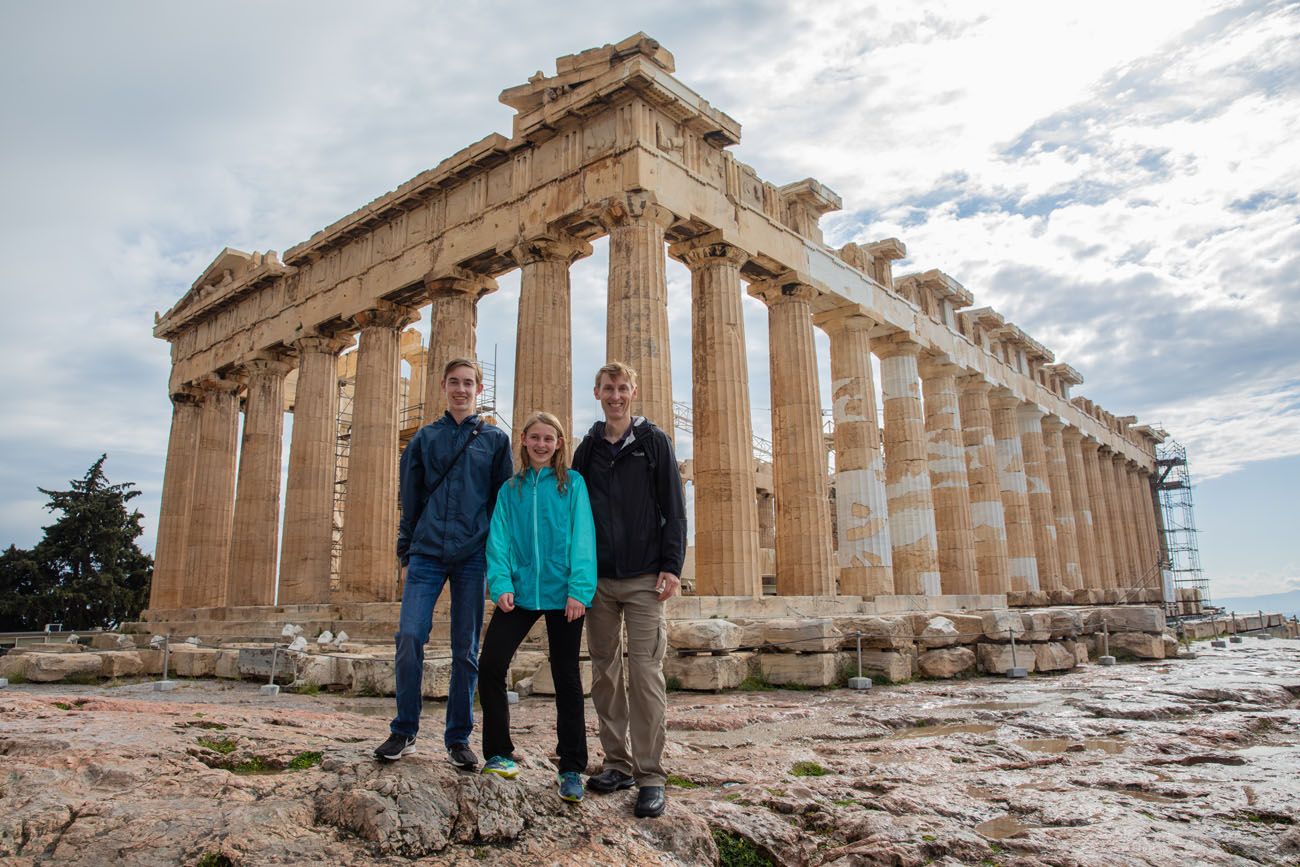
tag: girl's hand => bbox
[565,597,586,622]
[497,592,515,612]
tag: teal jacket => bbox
[486,467,597,610]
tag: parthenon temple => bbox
[143,34,1176,632]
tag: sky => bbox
[1,1,1297,600]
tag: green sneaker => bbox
[482,755,518,779]
[558,771,584,802]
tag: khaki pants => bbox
[586,574,666,787]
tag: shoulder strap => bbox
[429,418,485,496]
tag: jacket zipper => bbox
[532,470,540,607]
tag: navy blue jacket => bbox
[397,412,513,567]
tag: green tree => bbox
[0,456,153,631]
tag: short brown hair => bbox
[594,361,638,389]
[442,357,482,385]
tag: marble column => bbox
[227,356,291,607]
[510,233,591,449]
[957,377,1010,596]
[1040,417,1083,591]
[751,279,835,597]
[183,376,242,609]
[339,301,418,602]
[421,268,497,425]
[920,357,979,596]
[1127,463,1155,582]
[149,387,203,611]
[280,334,352,605]
[989,391,1039,592]
[1103,449,1134,588]
[874,334,941,596]
[1017,404,1062,592]
[1081,439,1118,589]
[816,310,893,597]
[603,194,675,433]
[1061,427,1100,590]
[668,235,760,596]
[757,491,776,550]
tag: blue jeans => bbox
[390,550,486,747]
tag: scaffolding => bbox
[672,400,772,460]
[1154,439,1208,605]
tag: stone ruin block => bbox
[1101,589,1122,604]
[1072,588,1105,606]
[26,652,104,682]
[1020,611,1053,642]
[421,658,454,699]
[510,650,547,686]
[169,646,218,678]
[1007,590,1050,608]
[531,659,593,696]
[834,615,914,650]
[1089,632,1165,660]
[667,618,742,652]
[237,647,294,684]
[760,651,841,687]
[215,649,241,679]
[98,650,143,678]
[1047,590,1076,606]
[1071,640,1089,666]
[977,643,1036,675]
[1162,634,1180,658]
[918,646,976,679]
[1033,642,1076,672]
[906,614,981,648]
[763,618,841,652]
[0,654,30,680]
[291,654,350,688]
[842,649,912,683]
[1048,609,1083,639]
[11,643,83,654]
[664,652,749,691]
[350,657,396,695]
[980,611,1028,642]
[729,618,767,648]
[1085,607,1163,635]
[89,633,134,651]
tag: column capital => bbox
[1060,425,1084,443]
[871,330,923,359]
[667,232,749,270]
[170,384,204,406]
[1015,403,1046,426]
[236,352,294,380]
[196,374,243,396]
[292,332,354,356]
[424,266,499,300]
[957,373,994,396]
[812,303,876,334]
[919,352,964,379]
[1079,436,1103,453]
[352,300,419,331]
[596,192,676,231]
[747,275,818,307]
[1040,415,1067,434]
[508,233,592,267]
[988,386,1022,412]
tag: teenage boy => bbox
[374,358,513,769]
[572,361,687,818]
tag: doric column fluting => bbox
[757,490,776,550]
[1127,462,1156,584]
[1081,439,1118,589]
[339,302,419,602]
[815,310,893,597]
[1061,427,1100,590]
[957,376,1010,596]
[280,333,353,605]
[873,334,941,596]
[668,235,761,596]
[149,387,203,611]
[920,357,980,596]
[183,376,243,609]
[989,391,1039,592]
[1040,417,1083,591]
[602,194,676,434]
[227,356,292,607]
[510,234,591,451]
[1016,404,1063,591]
[751,279,835,596]
[1103,449,1134,588]
[421,268,497,425]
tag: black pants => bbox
[478,606,587,774]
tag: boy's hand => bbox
[565,597,586,622]
[497,593,515,612]
[655,571,681,601]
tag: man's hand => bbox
[400,565,408,583]
[497,592,515,612]
[655,571,681,602]
[565,597,586,622]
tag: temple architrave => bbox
[142,34,1173,637]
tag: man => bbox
[572,361,687,818]
[373,358,513,769]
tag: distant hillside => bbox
[1212,589,1300,620]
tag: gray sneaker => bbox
[447,743,479,771]
[374,733,416,761]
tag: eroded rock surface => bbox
[0,637,1297,865]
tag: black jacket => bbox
[571,417,687,580]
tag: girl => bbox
[479,411,597,802]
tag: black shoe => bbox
[585,768,636,793]
[634,785,666,818]
[447,743,479,771]
[374,733,416,761]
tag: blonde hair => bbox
[442,357,483,386]
[594,361,638,390]
[513,411,570,494]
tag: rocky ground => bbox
[1,636,1298,867]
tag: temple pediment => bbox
[154,247,285,337]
